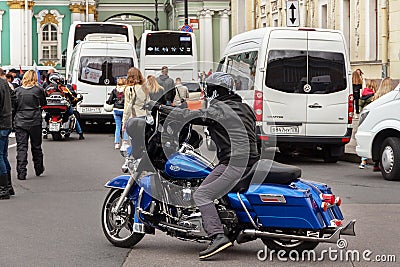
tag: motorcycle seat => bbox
[232,159,301,192]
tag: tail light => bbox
[335,197,342,206]
[330,219,343,227]
[348,94,354,124]
[321,194,336,205]
[72,84,77,91]
[254,90,263,122]
[321,202,328,212]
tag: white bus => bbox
[139,31,198,82]
[64,22,135,71]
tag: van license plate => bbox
[81,107,101,113]
[49,123,60,132]
[271,126,299,134]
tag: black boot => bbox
[35,165,45,177]
[7,173,14,196]
[0,175,10,200]
[79,133,85,140]
[199,234,233,260]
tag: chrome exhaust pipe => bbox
[239,228,342,244]
[340,220,356,236]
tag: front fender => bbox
[104,175,131,189]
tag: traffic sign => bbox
[286,0,299,27]
[181,24,193,32]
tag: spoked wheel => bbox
[101,189,145,248]
[261,229,319,253]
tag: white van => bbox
[67,34,138,122]
[356,85,400,180]
[218,27,353,162]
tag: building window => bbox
[35,9,64,66]
[42,24,58,60]
[320,4,328,28]
[365,0,378,61]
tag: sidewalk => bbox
[341,117,361,163]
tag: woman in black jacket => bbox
[12,70,47,180]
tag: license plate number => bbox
[81,107,101,113]
[271,126,299,134]
[49,123,61,132]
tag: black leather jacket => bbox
[0,79,12,130]
[159,94,260,167]
[12,85,47,129]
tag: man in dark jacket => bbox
[0,78,13,199]
[150,72,260,259]
[12,74,47,180]
[156,66,175,105]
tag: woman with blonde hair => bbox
[143,75,166,104]
[12,70,47,180]
[373,77,393,101]
[352,69,363,118]
[122,67,148,133]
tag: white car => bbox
[355,84,400,180]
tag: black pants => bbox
[353,91,360,114]
[15,125,44,176]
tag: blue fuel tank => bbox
[164,152,213,179]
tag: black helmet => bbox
[205,72,235,100]
[48,73,61,84]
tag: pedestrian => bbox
[173,77,189,107]
[359,77,394,172]
[122,67,148,132]
[106,77,128,149]
[358,79,378,169]
[12,70,47,180]
[0,77,13,199]
[1,70,16,138]
[8,68,22,89]
[5,74,15,90]
[207,68,213,77]
[143,75,166,104]
[156,66,175,106]
[352,69,363,118]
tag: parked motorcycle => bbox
[101,109,356,253]
[42,93,77,141]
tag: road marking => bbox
[8,143,17,148]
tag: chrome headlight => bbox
[358,111,370,126]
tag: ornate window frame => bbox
[35,9,64,66]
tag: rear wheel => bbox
[261,229,318,253]
[51,133,62,141]
[101,189,145,248]
[323,146,339,163]
[380,137,400,181]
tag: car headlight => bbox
[358,111,369,126]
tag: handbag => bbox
[175,87,188,108]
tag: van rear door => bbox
[263,30,308,136]
[306,31,349,136]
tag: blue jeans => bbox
[113,109,128,143]
[68,106,82,134]
[0,129,11,176]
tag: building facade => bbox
[0,0,231,72]
[256,0,398,80]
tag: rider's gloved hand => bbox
[144,100,160,111]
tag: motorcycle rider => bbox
[45,73,85,140]
[147,72,260,259]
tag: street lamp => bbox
[154,0,159,31]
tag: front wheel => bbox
[380,137,400,181]
[101,189,145,248]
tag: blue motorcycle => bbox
[101,110,356,253]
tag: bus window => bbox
[145,32,192,56]
[74,24,129,47]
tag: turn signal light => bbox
[321,194,336,205]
